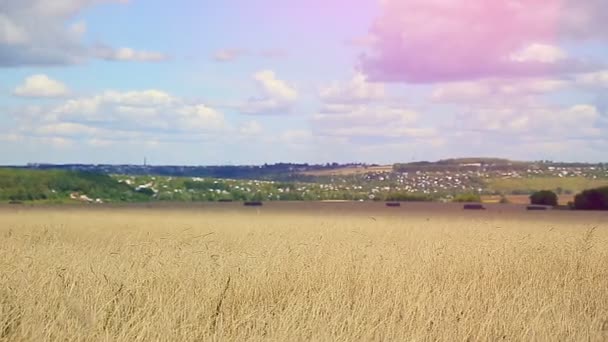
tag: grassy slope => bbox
[1,208,607,340]
[2,167,607,203]
[486,177,608,194]
[0,168,147,202]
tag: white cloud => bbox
[427,76,608,161]
[576,70,608,88]
[14,74,70,98]
[212,48,288,62]
[0,133,22,142]
[173,105,225,131]
[510,43,567,63]
[36,122,99,136]
[0,13,29,44]
[240,70,298,115]
[69,21,87,38]
[0,0,167,66]
[254,70,297,101]
[361,0,602,83]
[432,82,491,103]
[279,129,314,144]
[313,74,437,142]
[315,105,417,126]
[238,120,263,136]
[558,0,608,40]
[103,89,176,106]
[266,129,322,154]
[455,103,601,138]
[86,138,114,147]
[432,78,568,103]
[93,46,169,62]
[500,79,568,94]
[320,73,385,104]
[42,136,75,149]
[313,104,435,139]
[11,90,227,145]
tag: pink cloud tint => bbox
[360,0,604,83]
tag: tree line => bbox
[0,169,150,202]
[530,187,608,210]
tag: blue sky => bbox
[1,0,607,165]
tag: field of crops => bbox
[1,204,607,341]
[486,177,608,195]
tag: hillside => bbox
[0,168,151,203]
[2,159,608,204]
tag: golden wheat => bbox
[1,207,607,341]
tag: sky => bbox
[1,0,607,165]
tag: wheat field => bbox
[1,205,607,341]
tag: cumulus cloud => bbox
[576,70,608,88]
[557,1,608,40]
[312,69,606,159]
[53,90,223,132]
[14,74,70,98]
[312,105,434,139]
[432,71,608,105]
[509,43,567,63]
[0,13,29,44]
[240,70,298,115]
[312,74,438,142]
[400,100,606,162]
[432,78,568,103]
[452,102,602,141]
[424,71,608,159]
[93,46,169,62]
[0,0,167,67]
[35,122,100,137]
[360,0,604,83]
[279,129,313,142]
[11,89,226,145]
[253,70,297,101]
[211,48,288,62]
[238,120,263,136]
[320,73,385,104]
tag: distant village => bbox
[107,161,608,202]
[359,164,608,195]
[4,159,607,204]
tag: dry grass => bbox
[486,177,608,194]
[1,207,608,341]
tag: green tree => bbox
[251,192,265,202]
[529,190,558,206]
[136,188,156,196]
[0,168,152,203]
[573,187,608,210]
